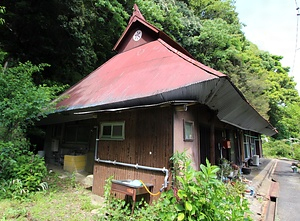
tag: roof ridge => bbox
[157,39,226,78]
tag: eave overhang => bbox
[43,76,276,136]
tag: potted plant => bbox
[291,163,298,173]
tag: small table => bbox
[111,180,154,213]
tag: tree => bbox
[0,61,62,141]
[0,0,130,85]
[278,103,300,139]
[188,0,240,25]
[0,7,59,199]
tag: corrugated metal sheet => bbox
[57,39,223,110]
[54,38,276,136]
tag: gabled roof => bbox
[57,39,224,110]
[51,5,276,136]
[113,4,193,58]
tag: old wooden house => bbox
[38,5,277,197]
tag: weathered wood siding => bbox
[93,106,173,198]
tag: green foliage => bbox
[97,152,252,221]
[169,154,251,221]
[136,0,186,40]
[274,102,300,139]
[218,157,234,179]
[0,0,130,84]
[263,139,293,159]
[0,141,47,199]
[263,138,300,160]
[0,61,63,140]
[0,16,62,199]
[188,0,240,24]
[0,6,5,25]
[0,171,100,220]
[1,203,28,220]
[97,176,133,220]
[0,54,60,199]
[293,144,300,161]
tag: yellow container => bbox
[64,155,87,173]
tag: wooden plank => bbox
[269,181,279,199]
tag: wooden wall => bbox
[93,106,173,198]
[173,105,200,169]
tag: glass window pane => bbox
[184,121,194,140]
[100,122,125,140]
[112,125,123,137]
[102,125,111,136]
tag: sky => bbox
[235,0,300,92]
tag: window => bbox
[184,120,194,141]
[244,134,257,159]
[100,121,125,140]
[64,124,90,143]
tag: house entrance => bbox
[200,125,229,166]
[199,125,210,165]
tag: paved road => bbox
[272,159,300,221]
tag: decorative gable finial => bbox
[133,4,145,21]
[113,3,193,58]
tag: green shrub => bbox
[0,140,47,199]
[97,152,252,221]
[263,139,293,158]
[293,143,300,161]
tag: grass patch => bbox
[0,171,102,220]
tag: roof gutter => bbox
[73,100,197,115]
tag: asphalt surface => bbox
[272,159,300,221]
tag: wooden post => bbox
[240,131,245,162]
[257,135,263,158]
[210,121,215,165]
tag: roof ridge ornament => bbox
[132,4,145,21]
[127,4,146,26]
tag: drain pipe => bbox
[93,127,169,190]
[95,158,169,191]
[94,126,100,159]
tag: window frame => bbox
[184,120,194,141]
[100,121,125,140]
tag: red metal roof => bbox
[51,4,276,136]
[57,39,225,110]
